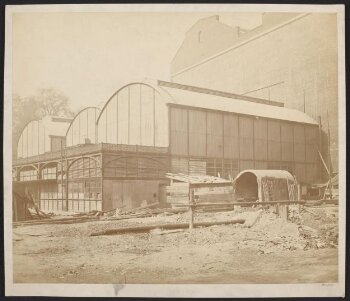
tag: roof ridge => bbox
[158,80,284,107]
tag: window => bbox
[19,169,37,181]
[42,166,57,179]
[68,157,101,179]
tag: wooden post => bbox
[189,189,194,229]
[276,203,289,221]
[297,184,301,201]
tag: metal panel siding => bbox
[281,123,294,162]
[254,161,268,169]
[267,120,281,161]
[293,124,305,162]
[306,163,317,183]
[295,163,306,183]
[188,110,206,157]
[206,112,223,158]
[239,117,254,160]
[170,108,188,155]
[154,93,168,147]
[305,126,318,163]
[240,160,255,171]
[254,118,268,161]
[223,114,239,159]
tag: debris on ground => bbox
[12,203,339,284]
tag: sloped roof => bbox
[156,82,317,125]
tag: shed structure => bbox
[13,80,320,213]
[233,169,297,202]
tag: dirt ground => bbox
[12,205,338,284]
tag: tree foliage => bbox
[34,88,74,117]
[12,88,74,158]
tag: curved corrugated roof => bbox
[234,169,295,182]
[96,79,318,127]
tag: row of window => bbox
[40,199,102,213]
[103,157,167,178]
[171,157,318,183]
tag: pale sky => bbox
[13,12,262,112]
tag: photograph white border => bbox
[4,3,346,297]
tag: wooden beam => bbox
[90,218,246,236]
[318,149,330,175]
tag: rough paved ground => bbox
[12,206,338,284]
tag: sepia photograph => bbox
[3,3,346,298]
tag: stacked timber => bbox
[166,173,231,184]
[165,173,233,208]
[193,186,233,203]
[166,183,190,207]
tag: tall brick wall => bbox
[171,13,338,174]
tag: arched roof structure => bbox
[234,169,295,183]
[66,107,101,147]
[96,81,172,147]
[17,115,72,158]
[96,79,317,149]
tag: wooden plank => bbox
[194,189,232,196]
[90,218,246,236]
[195,194,233,203]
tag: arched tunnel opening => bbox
[234,172,259,201]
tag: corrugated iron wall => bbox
[169,106,319,183]
[188,110,206,157]
[223,115,239,159]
